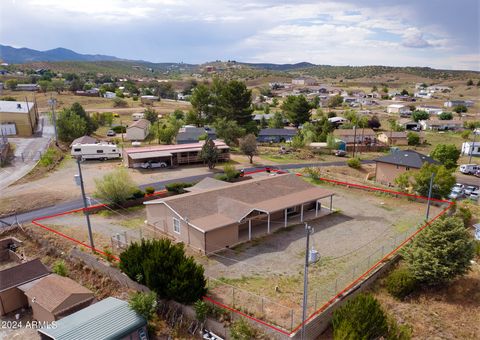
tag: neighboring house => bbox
[427,85,451,93]
[420,118,463,131]
[392,95,415,102]
[38,297,148,340]
[123,141,230,168]
[257,128,297,143]
[377,131,424,146]
[399,118,421,131]
[292,77,317,86]
[0,100,39,136]
[126,119,150,141]
[0,259,50,316]
[461,141,480,157]
[140,95,159,105]
[103,91,116,99]
[132,112,145,121]
[75,89,99,97]
[444,100,474,108]
[22,274,94,322]
[332,128,376,144]
[416,105,443,116]
[253,114,274,123]
[414,91,431,99]
[69,135,97,147]
[374,150,438,186]
[15,84,39,91]
[387,104,410,115]
[176,125,216,144]
[145,174,335,253]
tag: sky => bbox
[1,0,479,70]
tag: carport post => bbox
[267,213,271,233]
[300,204,304,222]
[284,209,288,227]
[248,219,252,240]
[315,201,319,217]
[329,195,333,211]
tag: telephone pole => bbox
[76,158,95,251]
[49,96,58,146]
[425,172,435,220]
[301,223,315,340]
[469,130,478,163]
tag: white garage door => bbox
[0,123,17,135]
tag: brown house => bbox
[21,274,94,322]
[0,259,49,316]
[374,150,438,186]
[377,131,424,146]
[145,174,335,254]
[333,128,376,144]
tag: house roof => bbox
[70,135,97,147]
[0,259,49,292]
[124,140,228,156]
[185,177,231,193]
[38,297,146,340]
[333,128,376,136]
[387,104,406,108]
[0,100,35,114]
[22,274,94,315]
[426,118,463,124]
[127,119,150,130]
[146,174,334,232]
[379,131,408,138]
[176,126,216,142]
[374,150,438,169]
[253,114,274,121]
[258,128,297,136]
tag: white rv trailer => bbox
[71,143,121,160]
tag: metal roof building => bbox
[38,297,148,340]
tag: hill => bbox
[0,44,124,63]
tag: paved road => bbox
[1,160,374,225]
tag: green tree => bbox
[190,83,213,122]
[430,144,460,169]
[52,260,69,277]
[332,293,388,339]
[222,163,239,181]
[51,79,65,94]
[466,79,473,86]
[400,89,409,96]
[128,291,158,321]
[407,132,420,146]
[69,78,84,92]
[412,110,429,122]
[5,79,18,90]
[411,163,455,199]
[57,109,87,142]
[143,107,158,124]
[239,134,258,164]
[156,122,177,144]
[394,172,411,192]
[327,95,344,108]
[268,111,284,129]
[367,115,381,129]
[200,138,219,169]
[71,102,97,134]
[115,88,124,98]
[403,217,475,286]
[222,80,254,125]
[260,115,268,129]
[194,300,208,323]
[37,80,51,92]
[119,239,206,304]
[94,168,137,205]
[281,95,311,126]
[461,130,470,140]
[213,117,246,145]
[453,105,467,113]
[438,112,453,120]
[113,97,128,108]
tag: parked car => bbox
[453,183,465,190]
[469,190,479,201]
[449,187,465,200]
[474,170,480,178]
[459,164,480,175]
[334,150,347,157]
[140,161,168,169]
[464,185,478,196]
[106,129,116,136]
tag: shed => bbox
[38,297,148,340]
[126,119,150,141]
[0,259,49,315]
[21,274,94,322]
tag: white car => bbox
[449,187,465,200]
[140,161,168,169]
[469,190,479,201]
[453,183,465,190]
[464,185,478,196]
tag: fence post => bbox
[290,309,294,331]
[261,297,264,315]
[314,292,318,311]
[232,287,235,308]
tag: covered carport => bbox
[124,150,172,168]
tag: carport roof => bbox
[129,151,172,160]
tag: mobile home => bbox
[71,143,121,160]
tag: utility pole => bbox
[76,157,95,251]
[301,223,315,340]
[469,130,478,163]
[49,96,58,146]
[426,172,435,220]
[352,125,357,158]
[120,120,124,143]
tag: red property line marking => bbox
[31,169,451,336]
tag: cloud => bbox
[401,28,433,48]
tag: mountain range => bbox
[0,44,124,64]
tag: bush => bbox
[407,132,420,146]
[347,157,361,169]
[131,189,145,199]
[145,186,155,195]
[165,182,194,194]
[303,167,321,180]
[223,163,240,182]
[112,125,126,133]
[119,239,206,304]
[113,97,128,108]
[39,147,61,167]
[230,318,260,340]
[129,291,158,321]
[52,260,69,277]
[214,174,229,182]
[94,168,138,205]
[385,267,418,300]
[194,300,208,323]
[332,293,388,340]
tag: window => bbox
[96,150,104,153]
[73,148,81,152]
[173,218,180,234]
[406,166,410,170]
